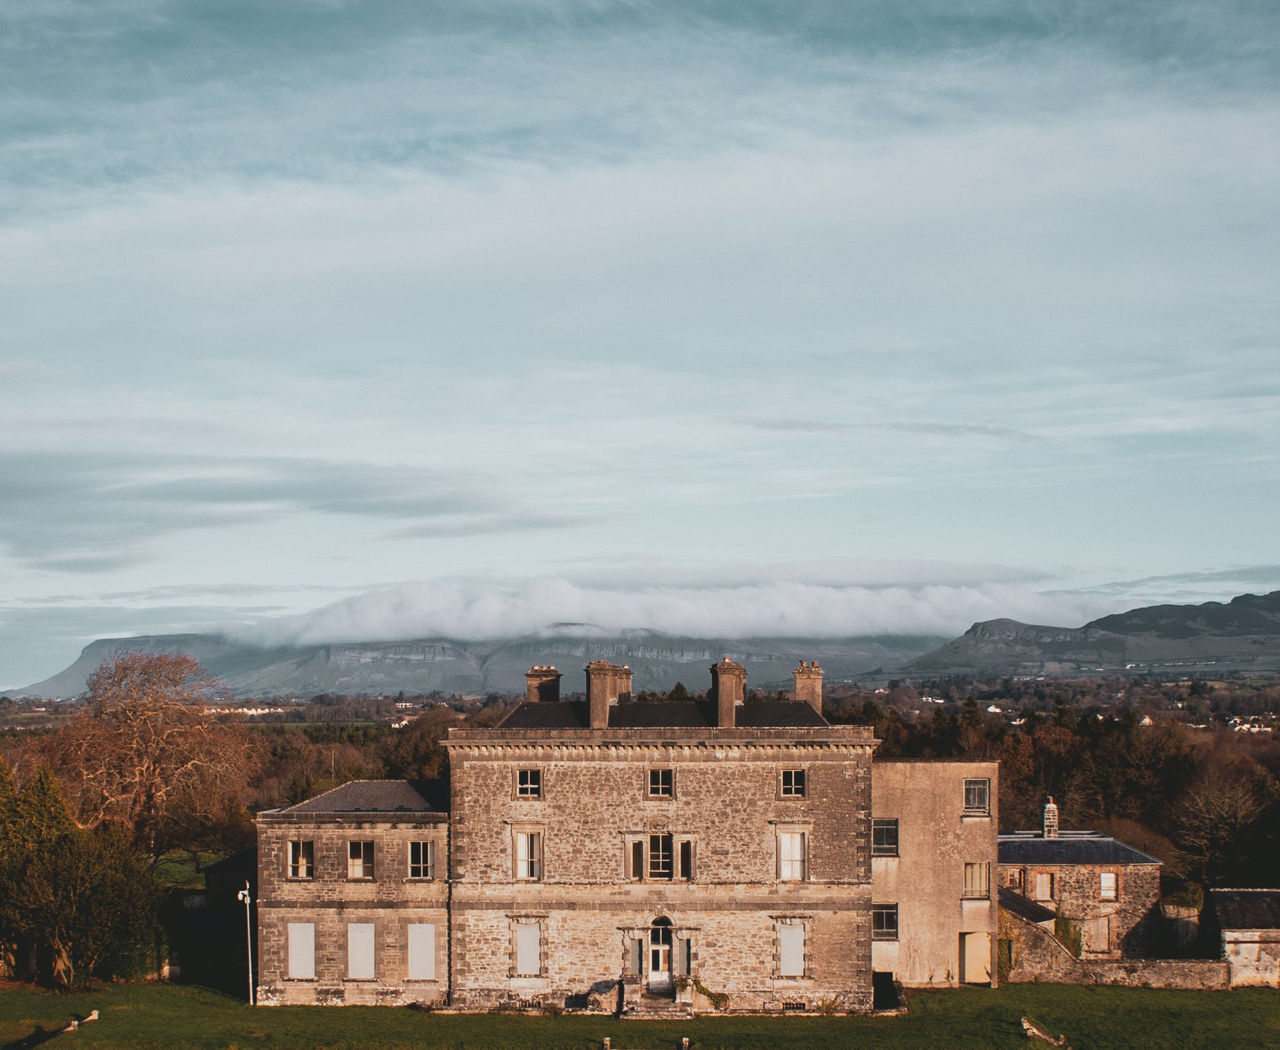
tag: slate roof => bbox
[1210,889,1280,930]
[497,699,829,730]
[998,887,1057,925]
[998,831,1160,866]
[284,779,446,814]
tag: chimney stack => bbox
[710,657,747,728]
[585,660,631,729]
[525,665,561,704]
[793,660,824,716]
[1043,796,1059,839]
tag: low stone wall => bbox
[1000,909,1228,990]
[1089,959,1228,989]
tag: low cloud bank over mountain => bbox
[241,579,1120,648]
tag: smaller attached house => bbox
[256,780,449,1006]
[998,799,1162,959]
[1206,889,1280,987]
[871,760,1000,987]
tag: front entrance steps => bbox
[622,989,692,1020]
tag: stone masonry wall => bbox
[446,732,874,1012]
[257,816,448,1006]
[1000,862,1161,958]
[999,909,1228,990]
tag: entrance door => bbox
[648,919,673,993]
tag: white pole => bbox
[237,881,255,1005]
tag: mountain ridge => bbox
[16,590,1280,698]
[907,590,1280,676]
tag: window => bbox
[777,923,805,977]
[348,840,374,879]
[872,819,899,856]
[629,836,693,881]
[673,936,692,977]
[516,831,543,880]
[872,904,899,940]
[778,830,807,882]
[287,922,315,979]
[1099,872,1117,900]
[288,840,314,879]
[516,768,541,799]
[514,921,542,976]
[347,922,374,979]
[780,769,806,798]
[649,834,674,880]
[1034,872,1054,901]
[407,923,436,980]
[963,778,990,815]
[963,861,990,899]
[408,840,434,879]
[648,768,674,798]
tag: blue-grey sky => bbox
[3,1,1279,688]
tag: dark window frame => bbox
[872,818,899,857]
[872,904,899,941]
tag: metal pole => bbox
[237,881,255,1005]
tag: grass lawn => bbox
[1,982,1277,1050]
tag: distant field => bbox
[2,983,1278,1050]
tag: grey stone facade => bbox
[255,659,1001,1014]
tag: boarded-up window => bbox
[778,831,806,881]
[1099,872,1117,900]
[963,861,990,899]
[1086,915,1110,952]
[679,839,694,880]
[630,840,644,880]
[347,922,374,979]
[778,924,805,977]
[1034,872,1054,901]
[287,922,315,979]
[407,923,436,980]
[515,922,541,976]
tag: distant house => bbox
[1206,889,1280,987]
[997,799,1162,959]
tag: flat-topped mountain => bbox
[15,631,941,699]
[907,591,1280,677]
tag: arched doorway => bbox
[648,918,673,994]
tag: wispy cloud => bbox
[0,452,586,571]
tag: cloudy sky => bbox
[2,1,1279,688]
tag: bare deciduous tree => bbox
[43,652,255,859]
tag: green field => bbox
[1,983,1277,1050]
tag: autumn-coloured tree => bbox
[43,652,257,859]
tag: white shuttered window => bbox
[515,922,542,976]
[778,924,805,976]
[407,923,436,980]
[287,922,315,979]
[347,922,374,979]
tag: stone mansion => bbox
[255,658,1017,1013]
